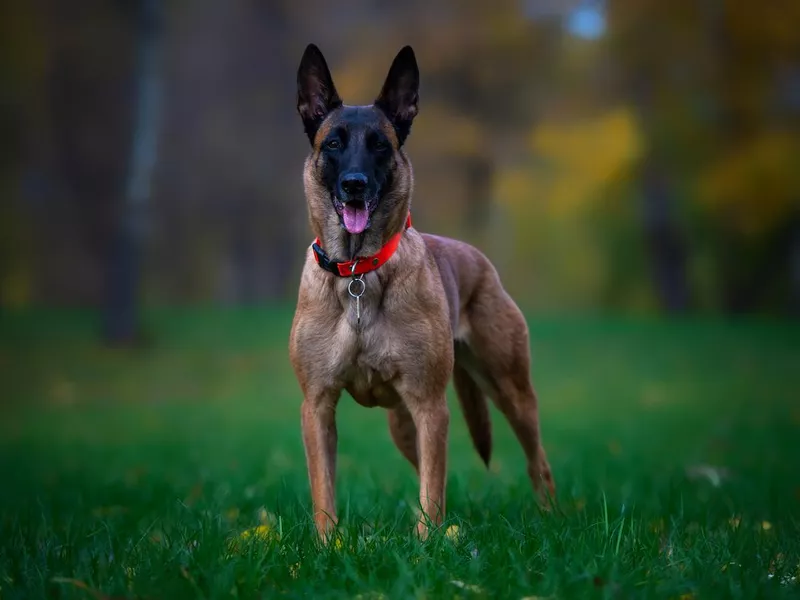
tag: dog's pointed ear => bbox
[374,46,419,146]
[297,44,342,144]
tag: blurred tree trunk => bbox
[236,1,297,302]
[634,81,691,313]
[640,157,690,312]
[44,1,135,305]
[103,0,163,344]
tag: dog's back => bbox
[420,234,489,335]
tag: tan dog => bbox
[289,44,555,540]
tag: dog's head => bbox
[297,44,419,235]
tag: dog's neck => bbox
[312,200,411,263]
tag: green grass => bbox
[0,308,799,599]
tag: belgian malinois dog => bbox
[289,44,555,540]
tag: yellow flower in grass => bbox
[323,534,344,551]
[445,525,461,541]
[227,524,280,555]
[246,524,278,540]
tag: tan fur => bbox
[290,109,555,542]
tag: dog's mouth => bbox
[331,195,377,235]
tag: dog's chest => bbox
[331,315,404,408]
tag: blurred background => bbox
[1,8,799,595]
[2,0,799,344]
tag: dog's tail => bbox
[453,362,492,467]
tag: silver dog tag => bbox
[348,275,366,325]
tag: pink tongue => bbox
[342,203,369,234]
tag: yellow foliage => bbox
[493,166,609,308]
[696,131,800,237]
[491,107,646,309]
[526,107,643,216]
[494,168,541,224]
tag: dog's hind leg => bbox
[490,377,555,503]
[452,361,492,467]
[466,287,555,504]
[388,404,419,473]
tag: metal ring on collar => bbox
[348,277,366,298]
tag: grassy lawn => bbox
[0,308,798,599]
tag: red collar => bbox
[312,214,412,277]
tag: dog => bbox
[289,44,555,540]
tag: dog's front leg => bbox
[406,396,450,539]
[300,396,339,541]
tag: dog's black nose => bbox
[340,173,367,196]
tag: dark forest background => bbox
[2,0,799,341]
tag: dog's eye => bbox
[325,139,341,150]
[373,140,389,152]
